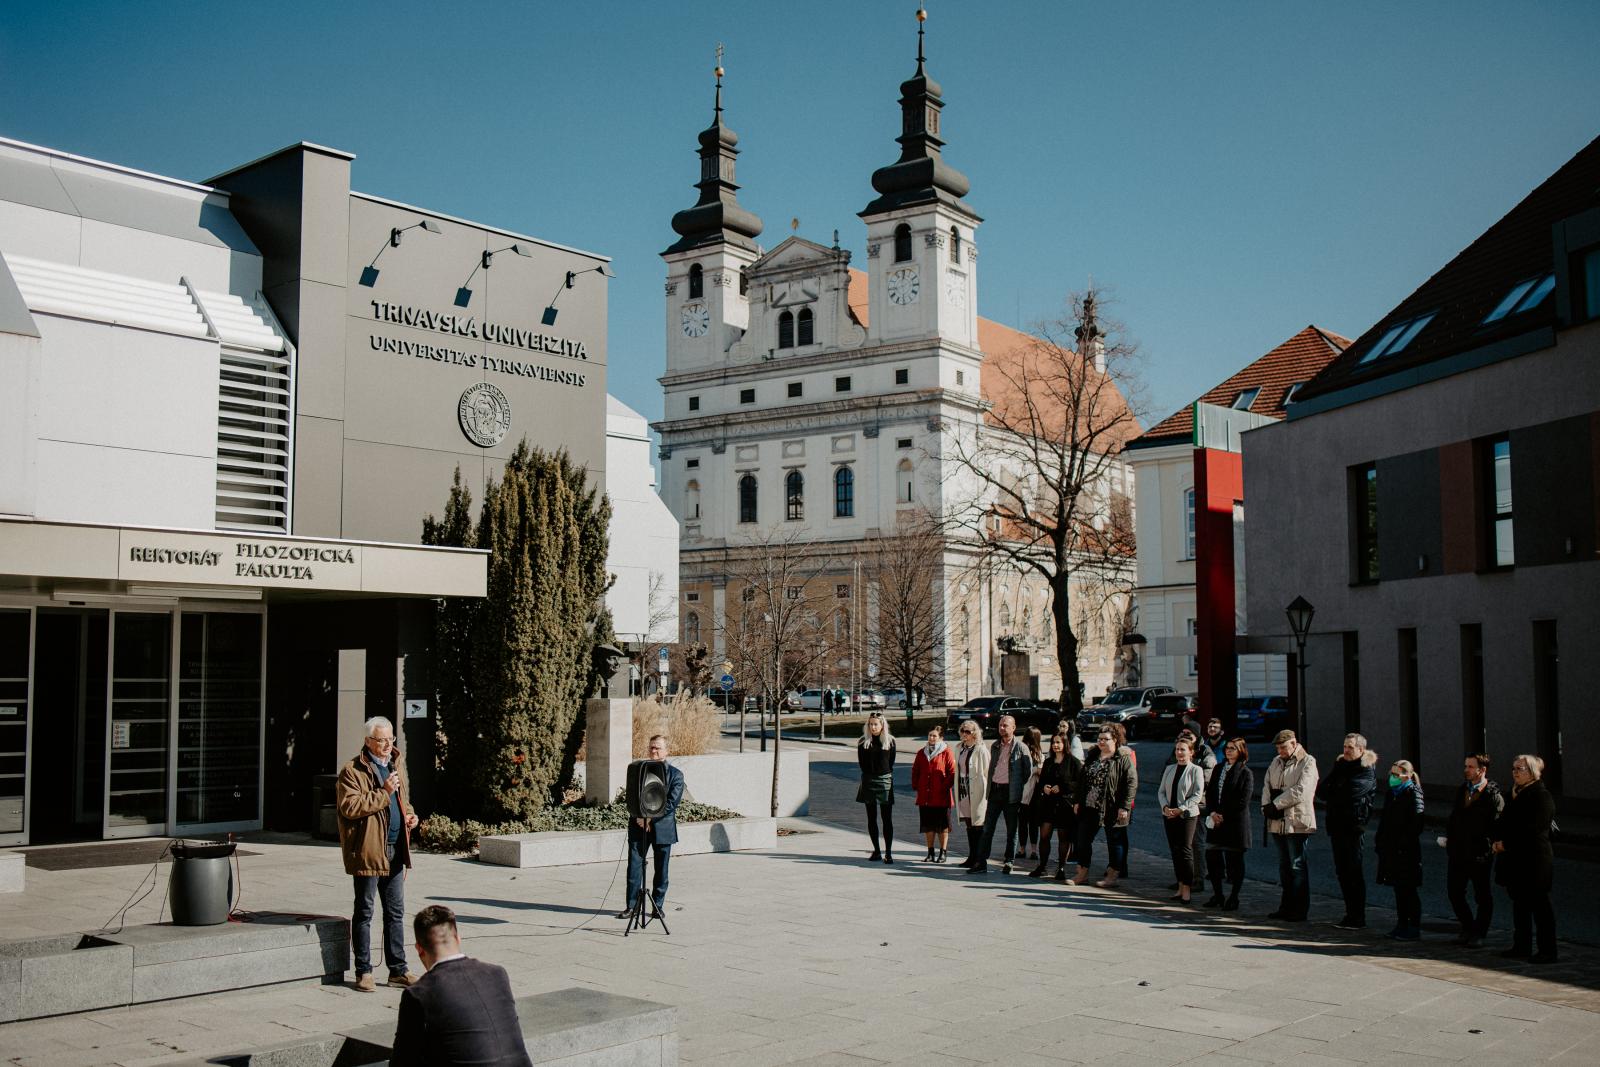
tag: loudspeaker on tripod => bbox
[626,759,669,819]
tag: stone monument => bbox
[584,643,633,805]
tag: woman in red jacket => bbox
[912,725,958,863]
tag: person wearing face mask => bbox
[1491,754,1558,964]
[911,725,957,863]
[1440,753,1503,947]
[953,720,991,870]
[1374,759,1426,941]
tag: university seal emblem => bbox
[457,383,511,447]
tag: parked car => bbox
[1146,693,1200,739]
[1235,695,1291,736]
[1074,685,1179,740]
[791,688,827,711]
[947,696,1060,738]
[851,689,887,710]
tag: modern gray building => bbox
[0,135,612,842]
[1243,134,1600,800]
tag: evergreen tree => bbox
[427,444,612,821]
[422,467,477,810]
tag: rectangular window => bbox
[835,376,852,393]
[836,584,850,599]
[1360,311,1435,363]
[1283,382,1303,404]
[684,591,700,603]
[686,458,699,469]
[1230,387,1261,410]
[1486,437,1513,568]
[787,381,803,398]
[785,586,802,601]
[955,370,965,386]
[896,437,912,449]
[1183,487,1196,560]
[741,587,755,602]
[894,367,909,385]
[1583,246,1600,320]
[740,388,755,404]
[1351,463,1379,583]
[1482,273,1555,324]
[1460,623,1485,755]
[688,395,700,411]
[177,612,263,827]
[1342,631,1361,736]
[1185,618,1198,677]
[1398,628,1420,765]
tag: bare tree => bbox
[941,289,1144,715]
[629,570,680,695]
[721,528,836,815]
[863,514,946,713]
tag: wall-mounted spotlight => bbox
[358,218,441,287]
[455,242,531,308]
[541,264,610,325]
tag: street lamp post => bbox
[1285,596,1315,743]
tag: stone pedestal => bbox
[584,696,633,805]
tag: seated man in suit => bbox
[619,734,686,920]
[390,905,532,1067]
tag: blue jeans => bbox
[627,833,671,910]
[351,843,407,977]
[1273,833,1311,919]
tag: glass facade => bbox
[178,613,263,827]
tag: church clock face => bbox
[945,273,966,308]
[680,302,710,338]
[887,266,920,306]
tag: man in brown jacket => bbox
[337,716,419,991]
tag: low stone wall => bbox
[167,987,676,1066]
[0,851,22,893]
[479,817,776,869]
[672,750,809,817]
[0,914,348,1022]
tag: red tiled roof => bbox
[846,269,1139,448]
[1298,133,1600,404]
[1132,326,1349,446]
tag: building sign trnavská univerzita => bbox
[366,300,591,388]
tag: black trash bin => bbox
[168,840,236,926]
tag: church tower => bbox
[663,58,764,373]
[859,9,981,349]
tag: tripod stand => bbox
[623,829,671,937]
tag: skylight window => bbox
[1482,272,1555,324]
[1283,382,1303,404]
[1230,387,1261,410]
[1359,311,1436,363]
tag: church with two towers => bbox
[653,16,1133,704]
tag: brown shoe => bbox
[387,972,419,988]
[354,973,376,992]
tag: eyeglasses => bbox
[369,736,394,746]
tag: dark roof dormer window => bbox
[1230,387,1261,410]
[1481,272,1555,325]
[1359,311,1437,364]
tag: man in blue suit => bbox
[620,734,685,919]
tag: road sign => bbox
[657,647,670,668]
[719,673,735,692]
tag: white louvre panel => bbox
[2,253,207,337]
[188,290,294,534]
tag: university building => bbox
[0,134,664,843]
[653,26,1132,704]
[1243,134,1600,799]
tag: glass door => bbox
[0,609,30,844]
[106,611,172,837]
[176,611,264,831]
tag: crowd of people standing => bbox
[862,710,1561,964]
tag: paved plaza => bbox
[2,750,1597,1065]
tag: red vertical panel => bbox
[1194,449,1243,728]
[1438,441,1478,574]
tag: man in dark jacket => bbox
[973,714,1034,875]
[621,734,686,919]
[1442,753,1504,947]
[1319,732,1377,929]
[390,906,532,1067]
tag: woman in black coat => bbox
[856,713,897,864]
[1492,754,1558,963]
[1028,732,1082,881]
[1374,759,1425,940]
[1202,737,1253,910]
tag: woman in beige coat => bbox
[954,720,991,870]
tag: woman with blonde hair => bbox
[856,712,897,864]
[953,719,991,870]
[1492,754,1558,963]
[1374,758,1425,940]
[1017,726,1047,864]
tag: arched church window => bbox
[834,466,855,518]
[785,469,804,521]
[797,307,814,346]
[949,227,960,264]
[999,602,1011,630]
[739,269,748,295]
[738,474,758,524]
[685,480,701,520]
[778,310,794,349]
[689,264,704,299]
[893,224,912,263]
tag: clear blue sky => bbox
[4,1,1597,430]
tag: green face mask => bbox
[1388,774,1406,789]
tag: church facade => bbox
[653,25,1132,706]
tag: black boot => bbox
[868,850,882,862]
[937,848,947,863]
[1222,887,1241,911]
[925,847,935,862]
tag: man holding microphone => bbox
[337,716,420,991]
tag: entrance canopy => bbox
[0,519,486,601]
